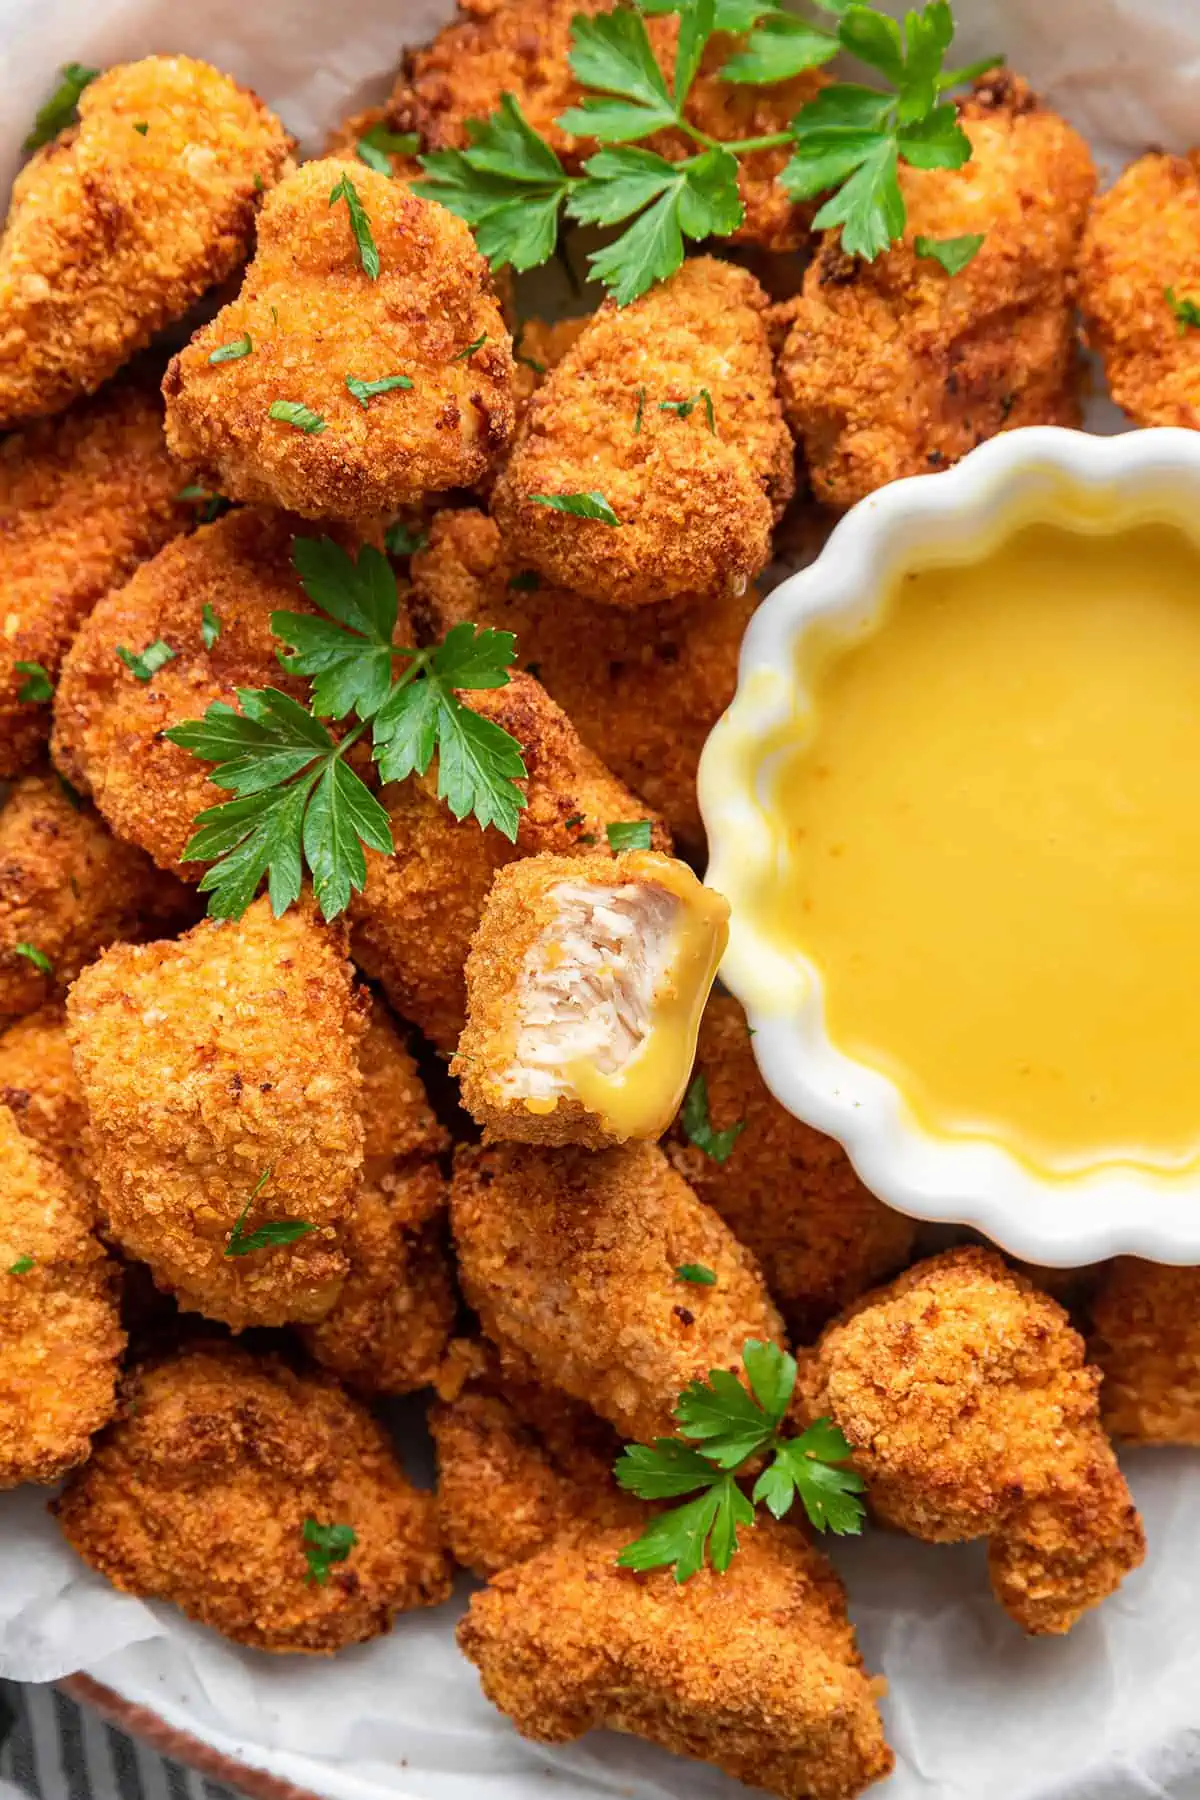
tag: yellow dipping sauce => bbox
[768,518,1200,1174]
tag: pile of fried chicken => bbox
[2,11,1199,1800]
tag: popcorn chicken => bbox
[1090,1259,1200,1444]
[0,1003,88,1175]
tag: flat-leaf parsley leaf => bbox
[1166,286,1200,334]
[303,1517,358,1584]
[24,63,98,152]
[8,1256,35,1276]
[531,492,620,525]
[357,122,421,175]
[607,819,652,851]
[116,640,176,683]
[681,1071,744,1163]
[224,1168,316,1258]
[329,171,381,279]
[915,231,984,274]
[15,661,53,703]
[14,943,52,976]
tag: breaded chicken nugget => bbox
[356,996,450,1176]
[53,1342,452,1652]
[0,1004,87,1173]
[163,159,515,521]
[66,896,365,1329]
[492,258,793,608]
[52,507,339,875]
[0,384,193,775]
[0,57,292,427]
[458,1518,893,1800]
[1090,1259,1200,1444]
[667,994,915,1342]
[411,508,754,845]
[450,1140,784,1443]
[796,1248,1144,1635]
[0,1106,124,1487]
[1079,152,1200,427]
[0,771,192,1021]
[455,851,727,1148]
[431,1340,636,1576]
[348,670,669,1051]
[510,316,591,416]
[777,72,1096,508]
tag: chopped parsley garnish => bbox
[268,400,327,434]
[201,604,222,651]
[633,386,646,434]
[915,231,984,274]
[659,387,715,433]
[208,333,253,365]
[1166,286,1200,334]
[57,772,83,809]
[384,521,429,558]
[303,1517,358,1584]
[116,640,176,683]
[7,1256,35,1276]
[14,943,52,977]
[224,1168,315,1258]
[531,492,620,525]
[682,1072,744,1164]
[176,484,231,523]
[607,819,652,851]
[508,569,541,592]
[24,63,98,152]
[15,661,52,703]
[615,1340,865,1581]
[452,333,488,361]
[515,351,547,374]
[329,172,380,279]
[166,537,527,921]
[345,373,414,408]
[677,1263,717,1285]
[133,121,149,135]
[356,123,421,176]
[254,173,265,192]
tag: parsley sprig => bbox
[415,0,994,302]
[616,1340,865,1580]
[1166,286,1200,334]
[166,538,527,921]
[303,1517,358,1584]
[224,1168,315,1258]
[24,62,98,152]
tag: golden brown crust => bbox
[163,159,515,521]
[66,896,365,1329]
[357,996,450,1174]
[778,74,1096,507]
[53,1343,452,1652]
[1090,1259,1200,1444]
[0,1105,124,1488]
[492,258,793,608]
[667,994,915,1342]
[0,56,293,426]
[0,771,193,1020]
[347,671,669,1050]
[1079,150,1200,427]
[510,316,591,417]
[0,1002,88,1173]
[457,1519,893,1800]
[0,384,193,775]
[796,1248,1144,1634]
[450,1139,785,1443]
[411,508,753,847]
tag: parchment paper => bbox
[3,3,1200,1796]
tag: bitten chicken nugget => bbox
[1079,151,1200,427]
[66,896,365,1329]
[777,72,1096,508]
[0,384,193,775]
[0,1106,124,1488]
[0,56,292,427]
[53,1342,452,1652]
[796,1248,1144,1635]
[458,1519,893,1800]
[411,508,754,845]
[0,771,192,1021]
[0,1004,87,1174]
[348,670,670,1051]
[450,1140,784,1444]
[163,159,515,521]
[52,507,344,874]
[492,258,793,608]
[431,1339,637,1576]
[667,994,915,1342]
[455,851,727,1149]
[1090,1259,1200,1444]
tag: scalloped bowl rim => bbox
[699,425,1200,1267]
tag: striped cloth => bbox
[0,1683,244,1800]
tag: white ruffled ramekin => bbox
[700,425,1200,1268]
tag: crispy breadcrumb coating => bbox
[1090,1259,1200,1445]
[0,1004,87,1174]
[163,159,515,521]
[1079,151,1200,427]
[0,770,192,1021]
[0,1105,124,1487]
[357,996,450,1175]
[450,1140,784,1443]
[431,1340,636,1576]
[492,258,793,608]
[667,994,915,1342]
[458,1519,893,1800]
[510,316,591,416]
[0,56,292,427]
[66,896,365,1329]
[0,383,192,775]
[52,507,342,875]
[411,508,754,846]
[796,1248,1144,1635]
[348,670,670,1051]
[53,1343,452,1652]
[454,851,727,1148]
[777,72,1095,508]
